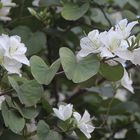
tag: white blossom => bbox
[77,19,139,69]
[53,104,73,121]
[77,30,104,58]
[0,0,16,21]
[32,0,40,7]
[121,69,134,93]
[0,34,30,75]
[73,110,95,139]
[115,19,138,39]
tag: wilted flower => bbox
[73,110,95,139]
[53,104,73,121]
[0,0,16,21]
[0,34,30,75]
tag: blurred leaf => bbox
[122,10,136,20]
[75,129,88,140]
[30,56,60,85]
[45,131,62,140]
[14,102,39,119]
[61,2,89,21]
[100,63,124,81]
[18,80,44,106]
[59,47,100,83]
[40,0,60,6]
[37,120,50,140]
[1,102,25,133]
[37,120,62,140]
[90,8,109,26]
[0,130,25,140]
[111,101,139,114]
[42,98,53,114]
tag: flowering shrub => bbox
[0,0,140,140]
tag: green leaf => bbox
[18,80,44,106]
[30,56,60,85]
[61,2,89,21]
[100,63,124,81]
[10,26,46,56]
[37,120,50,140]
[13,102,39,119]
[75,129,88,140]
[40,0,60,6]
[8,76,19,92]
[37,120,62,140]
[1,102,25,133]
[59,47,100,83]
[0,130,25,140]
[45,131,62,140]
[42,98,53,114]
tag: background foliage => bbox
[0,0,140,140]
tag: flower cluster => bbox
[0,34,30,75]
[0,0,16,21]
[77,19,139,93]
[53,104,95,139]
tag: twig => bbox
[0,89,14,96]
[98,92,116,128]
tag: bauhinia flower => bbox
[115,19,138,39]
[53,104,73,121]
[0,0,16,21]
[77,30,104,58]
[32,0,40,6]
[77,18,140,71]
[73,110,95,139]
[0,34,30,75]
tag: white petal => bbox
[79,123,92,139]
[53,108,64,120]
[126,21,138,33]
[100,47,114,58]
[13,55,30,66]
[86,124,95,133]
[88,30,99,40]
[63,104,73,120]
[73,112,81,123]
[2,57,22,75]
[131,48,140,65]
[114,50,134,61]
[121,69,134,93]
[80,110,91,123]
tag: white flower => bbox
[121,69,134,93]
[73,110,95,139]
[100,29,122,58]
[77,30,103,58]
[32,0,40,6]
[115,19,138,39]
[0,0,16,21]
[0,95,5,110]
[53,104,73,121]
[0,34,30,75]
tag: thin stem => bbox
[0,89,14,96]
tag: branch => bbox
[0,89,14,96]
